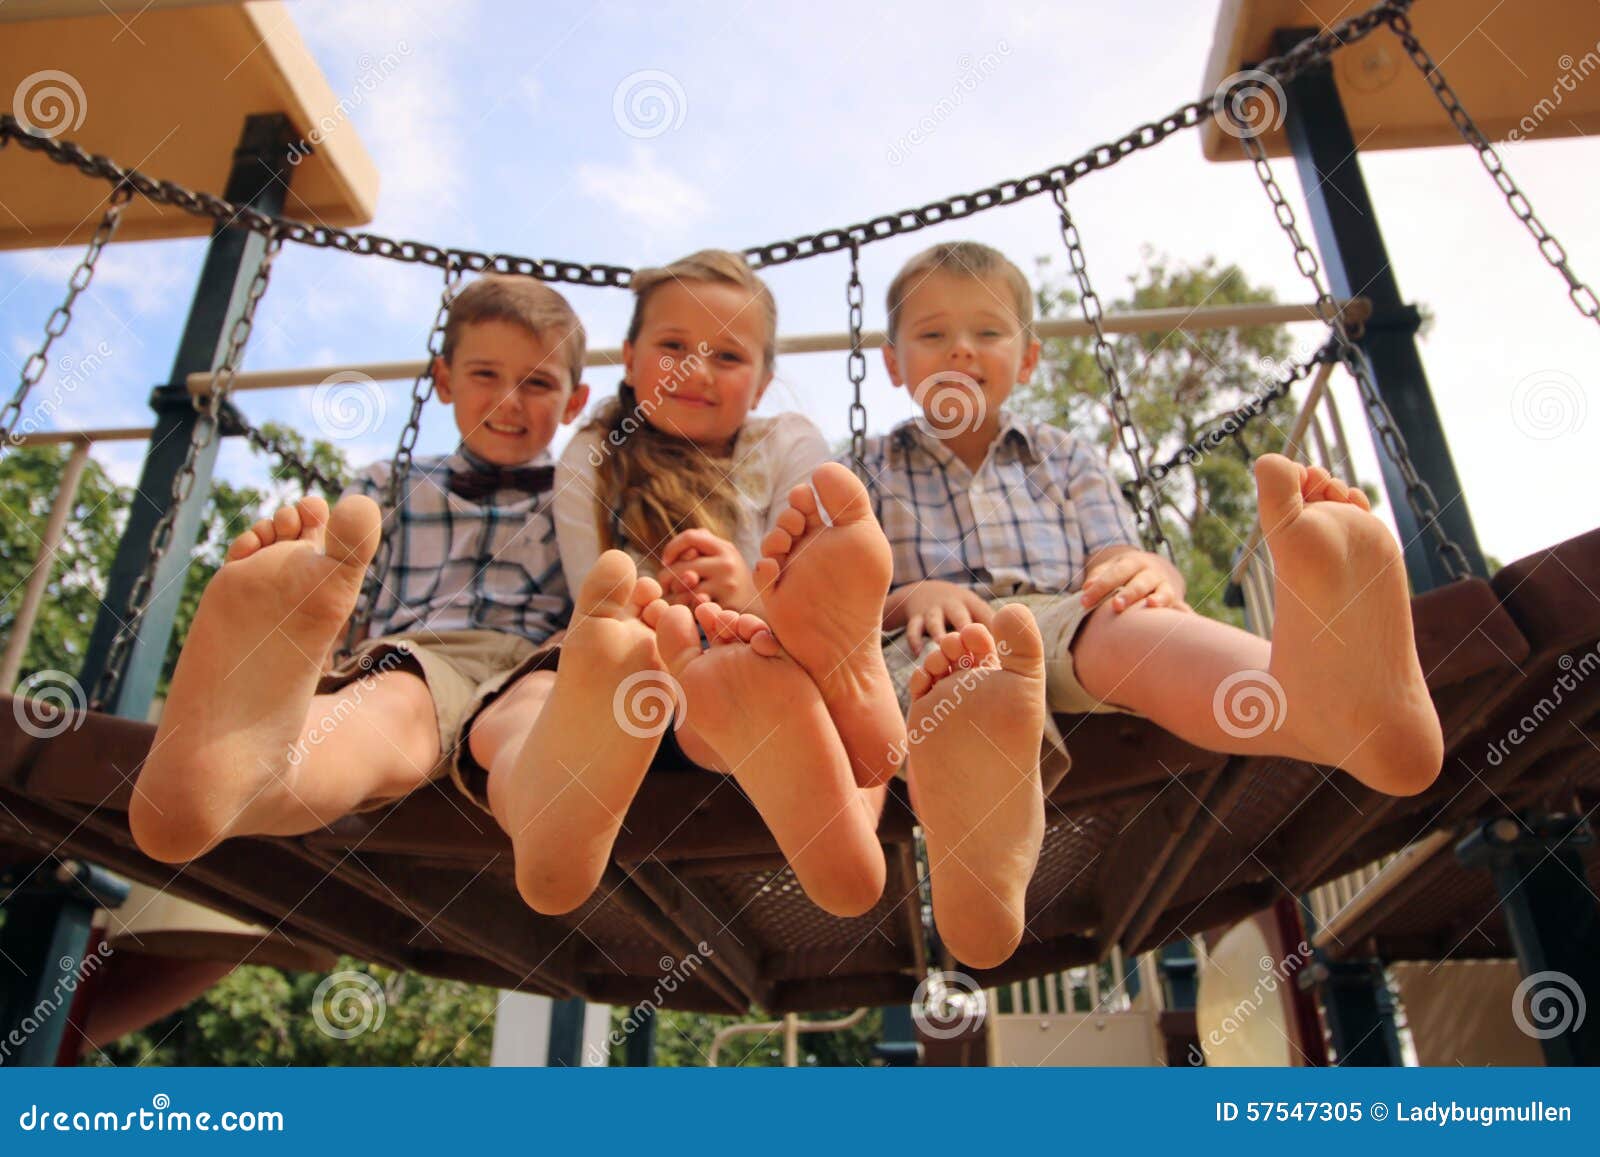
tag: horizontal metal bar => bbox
[185,300,1358,396]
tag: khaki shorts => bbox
[316,628,562,814]
[883,592,1136,795]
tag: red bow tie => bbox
[446,463,555,503]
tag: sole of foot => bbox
[655,599,886,917]
[754,462,907,788]
[130,494,381,862]
[1256,453,1444,796]
[906,606,1047,971]
[498,550,669,915]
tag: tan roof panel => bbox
[1200,0,1600,161]
[1,0,378,249]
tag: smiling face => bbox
[882,269,1041,452]
[434,319,589,465]
[623,279,773,455]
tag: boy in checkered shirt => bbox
[847,241,1442,969]
[132,276,594,866]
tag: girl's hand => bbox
[895,580,995,654]
[1080,548,1189,613]
[659,529,758,612]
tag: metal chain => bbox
[343,258,464,655]
[1150,338,1340,483]
[1387,9,1598,325]
[1231,108,1471,581]
[0,187,132,450]
[0,1,1405,283]
[1051,179,1170,557]
[845,242,868,478]
[232,414,346,499]
[92,232,285,710]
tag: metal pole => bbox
[1,441,90,689]
[1275,28,1487,591]
[545,997,586,1067]
[76,114,295,719]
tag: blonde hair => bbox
[588,249,778,562]
[441,274,587,388]
[885,241,1034,344]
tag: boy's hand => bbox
[659,529,758,612]
[893,580,995,653]
[1080,547,1189,614]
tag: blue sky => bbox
[3,0,1597,567]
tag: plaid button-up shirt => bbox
[341,444,571,644]
[848,412,1142,597]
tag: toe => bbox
[250,517,277,547]
[908,665,933,699]
[807,462,872,527]
[734,613,769,643]
[575,550,640,619]
[959,622,999,667]
[226,529,263,561]
[760,526,793,557]
[654,604,703,675]
[776,507,806,537]
[1255,454,1306,535]
[325,494,383,570]
[938,633,967,667]
[639,597,669,629]
[273,503,303,540]
[632,576,664,607]
[992,604,1045,673]
[753,557,780,592]
[923,648,952,681]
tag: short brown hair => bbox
[885,241,1034,344]
[440,274,587,389]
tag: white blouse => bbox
[553,410,831,593]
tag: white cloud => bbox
[575,146,709,236]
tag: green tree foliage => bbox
[87,958,495,1067]
[1014,248,1372,623]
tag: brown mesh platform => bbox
[2,530,1595,1009]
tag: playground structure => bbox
[1,0,1598,1067]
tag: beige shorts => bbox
[883,591,1136,795]
[316,628,563,814]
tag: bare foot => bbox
[130,494,382,862]
[654,599,887,917]
[1257,453,1444,795]
[496,550,669,915]
[754,462,906,788]
[906,607,1046,970]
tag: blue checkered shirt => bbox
[847,412,1142,597]
[341,444,571,644]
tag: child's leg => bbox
[1071,454,1442,796]
[653,600,887,918]
[485,551,671,916]
[904,608,1047,970]
[755,463,907,788]
[128,495,451,861]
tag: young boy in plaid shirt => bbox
[851,241,1443,969]
[132,275,593,863]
